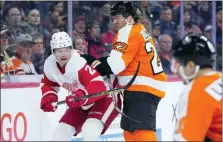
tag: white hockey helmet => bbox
[50,31,73,53]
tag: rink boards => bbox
[1,80,184,141]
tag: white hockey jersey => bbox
[41,50,107,109]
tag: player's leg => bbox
[123,130,157,141]
[134,130,157,141]
[123,130,136,141]
[52,122,75,141]
[81,118,104,141]
[52,108,87,141]
[82,94,122,141]
[121,91,161,141]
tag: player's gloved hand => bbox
[66,89,87,109]
[40,94,58,112]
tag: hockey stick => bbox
[57,61,140,105]
[111,93,142,123]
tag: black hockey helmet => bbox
[172,33,216,68]
[110,1,137,18]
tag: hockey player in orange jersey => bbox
[172,33,222,141]
[83,1,167,141]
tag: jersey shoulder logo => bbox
[113,41,128,53]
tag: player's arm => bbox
[81,54,96,65]
[174,93,220,141]
[66,63,106,108]
[41,73,60,98]
[81,53,113,75]
[78,63,107,105]
[40,73,60,112]
[96,32,140,76]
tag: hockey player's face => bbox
[183,61,196,76]
[54,47,72,66]
[112,15,126,31]
[177,61,196,84]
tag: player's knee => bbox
[81,118,104,138]
[52,122,76,141]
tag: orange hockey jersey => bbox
[174,72,222,141]
[107,23,167,97]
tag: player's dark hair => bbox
[110,1,139,23]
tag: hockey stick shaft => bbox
[57,61,140,105]
[57,89,124,105]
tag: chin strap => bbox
[124,18,134,25]
[178,65,200,84]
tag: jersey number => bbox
[145,41,163,75]
[85,65,96,75]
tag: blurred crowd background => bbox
[0,1,222,83]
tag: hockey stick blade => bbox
[57,61,140,105]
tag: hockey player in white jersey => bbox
[40,31,121,141]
